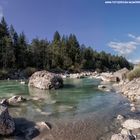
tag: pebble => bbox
[117,115,124,120]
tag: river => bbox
[0,78,131,140]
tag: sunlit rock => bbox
[117,115,124,121]
[28,70,63,90]
[122,119,140,130]
[0,104,15,135]
[111,133,134,140]
[114,68,129,81]
[1,96,26,105]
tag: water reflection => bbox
[29,87,55,101]
[28,87,78,119]
[0,78,129,122]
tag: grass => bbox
[127,66,140,81]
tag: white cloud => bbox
[108,41,137,55]
[128,59,140,64]
[128,33,135,39]
[128,33,140,42]
[108,34,140,56]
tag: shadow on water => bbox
[0,118,40,140]
[63,84,75,89]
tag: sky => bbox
[0,0,140,63]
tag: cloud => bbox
[108,34,140,56]
[128,59,140,64]
[108,41,137,55]
[128,33,135,39]
[128,33,140,42]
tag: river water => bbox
[0,78,131,140]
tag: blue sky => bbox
[0,0,140,63]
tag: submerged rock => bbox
[8,96,26,104]
[35,121,51,130]
[1,95,26,106]
[0,104,15,135]
[28,70,63,90]
[98,85,113,92]
[24,121,51,139]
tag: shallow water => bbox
[0,78,131,140]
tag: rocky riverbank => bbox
[0,96,130,140]
[27,68,140,139]
[94,68,140,140]
[1,68,140,140]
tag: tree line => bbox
[0,17,133,73]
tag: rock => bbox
[24,127,39,139]
[111,133,134,140]
[122,119,140,130]
[0,104,15,135]
[117,115,124,120]
[98,85,106,89]
[135,96,140,101]
[121,129,131,136]
[24,121,51,139]
[1,96,26,105]
[1,99,9,106]
[35,121,51,131]
[130,106,136,112]
[100,72,119,82]
[69,73,85,79]
[20,80,26,85]
[131,128,140,136]
[114,68,129,81]
[130,104,135,107]
[28,70,63,90]
[98,85,112,92]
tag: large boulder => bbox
[114,68,129,81]
[0,104,15,135]
[28,71,63,90]
[100,72,119,82]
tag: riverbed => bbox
[0,78,131,140]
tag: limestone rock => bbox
[100,72,119,82]
[122,119,140,130]
[121,129,131,136]
[111,133,135,140]
[1,96,26,105]
[0,104,15,135]
[114,68,129,81]
[35,121,51,131]
[98,84,112,92]
[130,106,136,112]
[117,115,124,120]
[8,96,26,104]
[28,70,63,90]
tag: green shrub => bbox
[127,67,140,81]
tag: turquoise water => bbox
[0,78,129,122]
